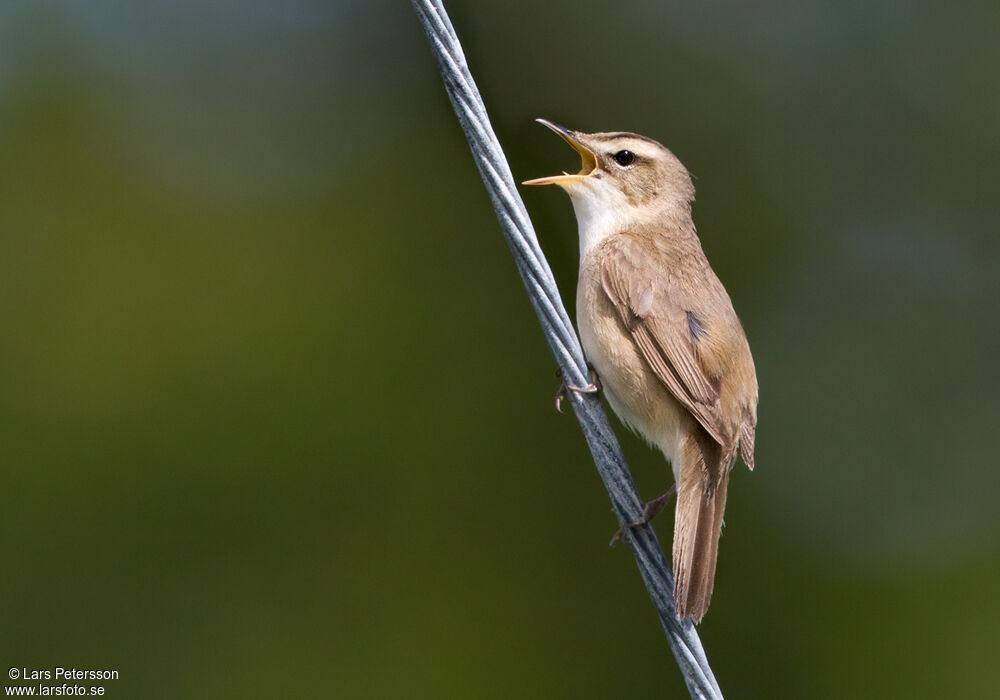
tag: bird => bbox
[524,119,758,623]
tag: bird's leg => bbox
[609,483,677,546]
[554,364,601,412]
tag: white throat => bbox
[566,178,634,261]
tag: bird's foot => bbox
[554,364,601,413]
[609,484,677,546]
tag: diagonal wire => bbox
[410,1,723,697]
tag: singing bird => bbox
[525,120,758,622]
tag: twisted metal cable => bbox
[410,1,723,697]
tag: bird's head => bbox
[523,119,694,213]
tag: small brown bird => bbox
[525,120,758,622]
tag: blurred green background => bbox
[1,1,998,698]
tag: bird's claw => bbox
[554,365,601,413]
[609,484,677,546]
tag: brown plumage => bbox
[526,121,758,622]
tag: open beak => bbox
[522,119,598,187]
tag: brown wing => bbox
[599,237,729,446]
[739,417,755,470]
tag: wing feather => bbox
[740,418,756,470]
[600,238,728,445]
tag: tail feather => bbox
[672,435,730,623]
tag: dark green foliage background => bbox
[1,2,998,697]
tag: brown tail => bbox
[672,435,730,623]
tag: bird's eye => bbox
[613,150,635,166]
